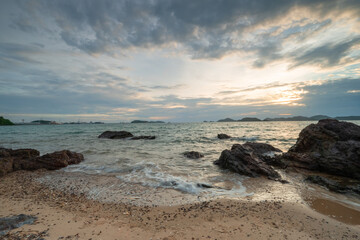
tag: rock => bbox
[0,214,37,236]
[0,149,13,177]
[305,175,360,195]
[241,142,282,155]
[98,131,156,140]
[8,149,40,171]
[218,133,231,139]
[214,142,281,180]
[34,150,84,170]
[183,151,204,159]
[281,119,360,180]
[98,131,134,139]
[0,148,84,176]
[196,183,213,188]
[130,136,156,140]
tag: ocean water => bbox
[2,121,359,201]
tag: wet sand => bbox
[1,170,360,239]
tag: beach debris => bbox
[214,142,282,180]
[217,133,231,139]
[183,151,204,159]
[0,214,37,236]
[0,148,84,177]
[98,131,133,139]
[280,119,360,180]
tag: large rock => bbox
[33,150,84,170]
[98,131,134,139]
[214,142,282,180]
[0,148,84,177]
[281,119,360,180]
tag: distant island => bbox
[131,120,165,123]
[31,120,58,125]
[0,116,14,125]
[217,115,360,122]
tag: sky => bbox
[0,0,360,123]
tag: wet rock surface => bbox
[0,214,37,236]
[183,151,204,159]
[280,119,360,180]
[0,148,84,177]
[305,175,360,195]
[98,131,134,139]
[217,133,231,139]
[214,142,281,180]
[99,131,156,140]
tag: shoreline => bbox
[1,170,359,239]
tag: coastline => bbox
[1,170,359,239]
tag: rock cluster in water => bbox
[183,151,204,159]
[98,131,155,140]
[0,148,84,177]
[217,133,231,139]
[280,119,360,180]
[214,142,282,180]
[215,119,360,193]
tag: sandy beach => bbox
[1,170,359,240]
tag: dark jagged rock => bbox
[214,142,282,180]
[217,133,231,139]
[33,150,84,170]
[98,131,134,139]
[280,119,360,180]
[183,151,204,159]
[0,214,37,236]
[305,175,360,195]
[241,142,282,155]
[130,136,156,140]
[0,148,84,177]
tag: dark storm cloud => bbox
[11,0,360,68]
[284,78,360,116]
[290,37,360,68]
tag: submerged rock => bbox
[305,175,360,195]
[0,214,37,236]
[98,131,156,140]
[280,119,360,180]
[130,136,156,140]
[0,148,84,177]
[98,131,133,139]
[214,142,282,180]
[217,133,231,139]
[183,151,204,159]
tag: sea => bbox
[1,121,359,205]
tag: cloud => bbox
[0,42,43,67]
[8,0,360,69]
[290,37,360,68]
